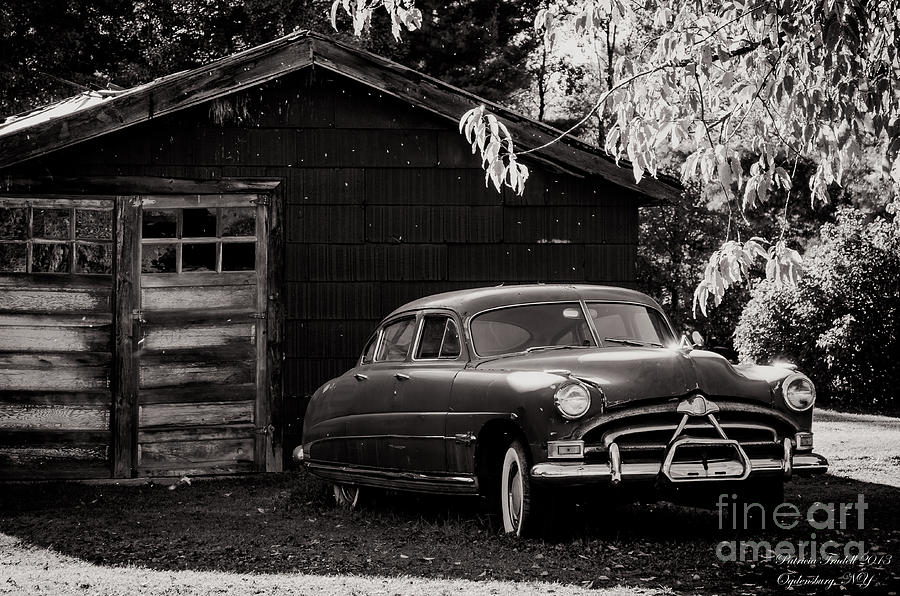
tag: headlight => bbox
[554,382,591,419]
[783,373,816,411]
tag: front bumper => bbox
[531,449,828,484]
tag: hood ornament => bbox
[677,394,719,417]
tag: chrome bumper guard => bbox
[533,395,828,484]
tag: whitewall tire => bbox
[500,440,535,536]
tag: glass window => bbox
[75,209,112,240]
[75,243,113,274]
[140,205,257,274]
[183,208,217,237]
[360,333,378,364]
[440,320,461,359]
[0,203,113,275]
[376,317,416,362]
[32,209,71,239]
[416,316,462,360]
[32,243,71,273]
[470,302,595,357]
[0,208,27,239]
[222,242,255,271]
[586,302,674,346]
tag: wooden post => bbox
[265,187,284,472]
[113,196,138,477]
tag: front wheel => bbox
[332,483,361,510]
[500,440,537,536]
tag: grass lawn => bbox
[1,409,897,595]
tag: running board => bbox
[304,461,479,495]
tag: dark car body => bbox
[298,284,827,497]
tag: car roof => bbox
[384,284,663,321]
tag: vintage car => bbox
[296,284,827,535]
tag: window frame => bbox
[372,314,419,363]
[0,199,114,275]
[412,313,464,362]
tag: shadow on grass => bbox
[1,470,897,595]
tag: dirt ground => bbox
[0,409,897,596]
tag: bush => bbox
[734,204,900,414]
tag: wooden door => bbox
[127,194,271,477]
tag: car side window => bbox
[416,315,462,360]
[360,333,378,365]
[375,317,416,362]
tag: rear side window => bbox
[376,317,416,362]
[416,315,461,360]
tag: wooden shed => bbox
[0,31,680,480]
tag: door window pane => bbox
[0,243,26,272]
[183,208,216,237]
[376,317,416,362]
[182,243,216,272]
[440,320,461,359]
[143,210,177,238]
[222,208,256,236]
[142,244,177,273]
[416,316,447,359]
[0,208,27,239]
[75,209,112,239]
[222,243,255,271]
[33,209,71,239]
[76,243,113,274]
[32,243,70,272]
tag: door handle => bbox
[354,373,368,382]
[394,373,410,381]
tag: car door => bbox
[383,311,466,473]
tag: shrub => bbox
[734,204,900,413]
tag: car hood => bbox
[473,347,780,407]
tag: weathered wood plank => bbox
[0,274,113,290]
[136,461,254,477]
[0,366,110,391]
[138,423,255,443]
[141,285,256,311]
[0,290,112,313]
[0,313,112,326]
[0,404,109,430]
[138,383,256,405]
[113,195,139,478]
[141,271,256,288]
[139,194,260,208]
[0,325,111,352]
[1,177,282,195]
[0,456,110,480]
[139,309,257,326]
[0,352,111,368]
[254,198,272,472]
[0,429,110,447]
[139,344,255,365]
[139,361,254,388]
[0,390,110,407]
[139,401,253,428]
[0,197,114,209]
[138,437,255,465]
[141,322,255,351]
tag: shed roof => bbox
[0,31,680,201]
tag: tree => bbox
[333,0,900,314]
[0,0,540,116]
[733,202,900,413]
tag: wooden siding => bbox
[0,266,114,479]
[2,68,641,466]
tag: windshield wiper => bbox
[602,337,663,347]
[524,344,593,353]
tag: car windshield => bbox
[586,302,674,347]
[470,302,596,357]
